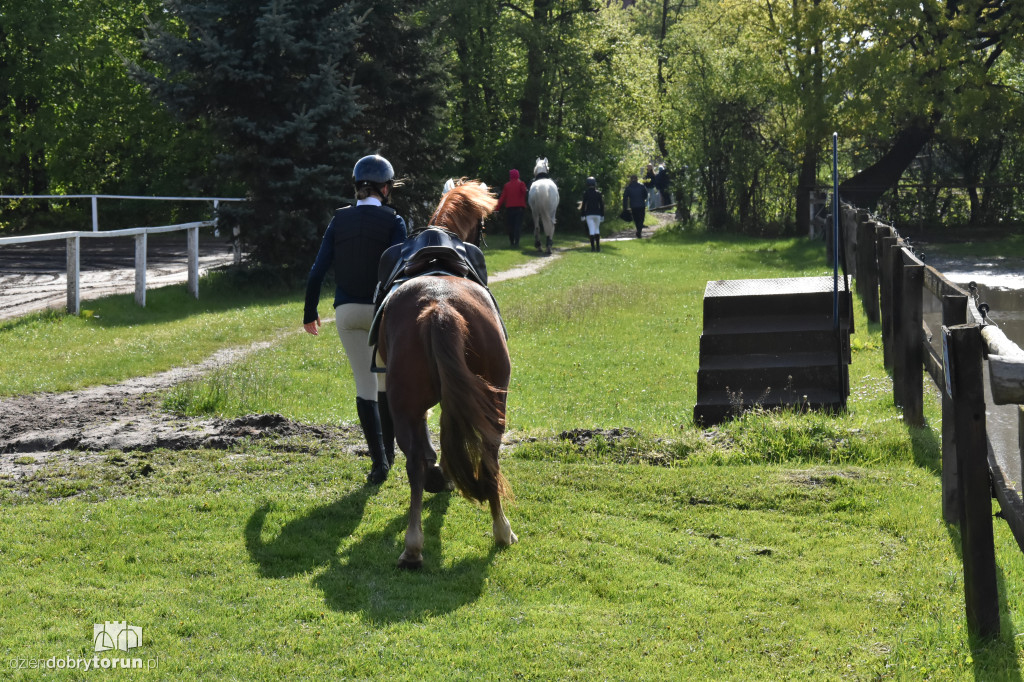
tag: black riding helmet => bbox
[585,176,597,187]
[353,154,395,202]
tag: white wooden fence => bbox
[0,195,245,314]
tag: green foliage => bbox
[0,0,213,234]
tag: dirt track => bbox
[0,214,674,481]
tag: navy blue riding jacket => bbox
[303,204,407,324]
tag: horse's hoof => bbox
[366,464,389,485]
[397,556,423,570]
[424,464,454,494]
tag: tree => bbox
[666,1,796,232]
[0,0,211,233]
[838,0,1023,209]
[136,1,365,267]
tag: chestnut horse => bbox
[377,181,517,569]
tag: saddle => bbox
[368,227,506,361]
[377,226,489,294]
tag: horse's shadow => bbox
[244,489,496,622]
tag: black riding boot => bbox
[589,235,595,251]
[595,235,601,252]
[377,390,395,467]
[356,397,389,484]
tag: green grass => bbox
[0,268,300,396]
[1,441,1022,679]
[2,225,1024,679]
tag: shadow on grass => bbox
[245,486,497,622]
[944,524,1024,680]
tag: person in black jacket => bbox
[580,176,605,252]
[622,174,649,238]
[654,164,671,207]
[303,154,406,485]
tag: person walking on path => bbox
[622,174,648,238]
[580,176,605,252]
[644,163,658,209]
[654,164,671,207]
[495,168,528,247]
[303,154,407,485]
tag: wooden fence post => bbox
[187,226,199,300]
[900,251,924,426]
[941,293,968,524]
[888,242,905,406]
[66,235,80,315]
[134,232,148,307]
[878,230,897,369]
[946,323,1000,639]
[861,218,880,323]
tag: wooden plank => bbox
[989,443,1024,556]
[901,258,924,426]
[856,215,877,320]
[948,324,1000,639]
[924,341,943,387]
[941,295,968,524]
[988,356,1024,405]
[889,242,907,406]
[924,265,969,301]
[878,232,897,370]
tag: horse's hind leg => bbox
[543,215,555,255]
[395,415,432,569]
[483,421,516,547]
[420,422,453,493]
[533,215,542,251]
[489,494,517,547]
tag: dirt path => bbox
[0,212,677,478]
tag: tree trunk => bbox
[518,0,551,137]
[796,145,817,234]
[839,121,937,209]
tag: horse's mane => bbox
[429,179,497,236]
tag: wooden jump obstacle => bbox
[694,276,853,426]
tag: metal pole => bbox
[91,196,99,232]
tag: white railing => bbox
[0,195,245,314]
[0,194,244,232]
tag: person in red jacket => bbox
[495,168,528,247]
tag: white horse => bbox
[528,157,559,255]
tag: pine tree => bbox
[136,1,366,267]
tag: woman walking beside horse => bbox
[303,154,406,485]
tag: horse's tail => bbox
[420,300,511,503]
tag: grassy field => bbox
[2,223,1023,680]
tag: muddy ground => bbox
[0,214,674,483]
